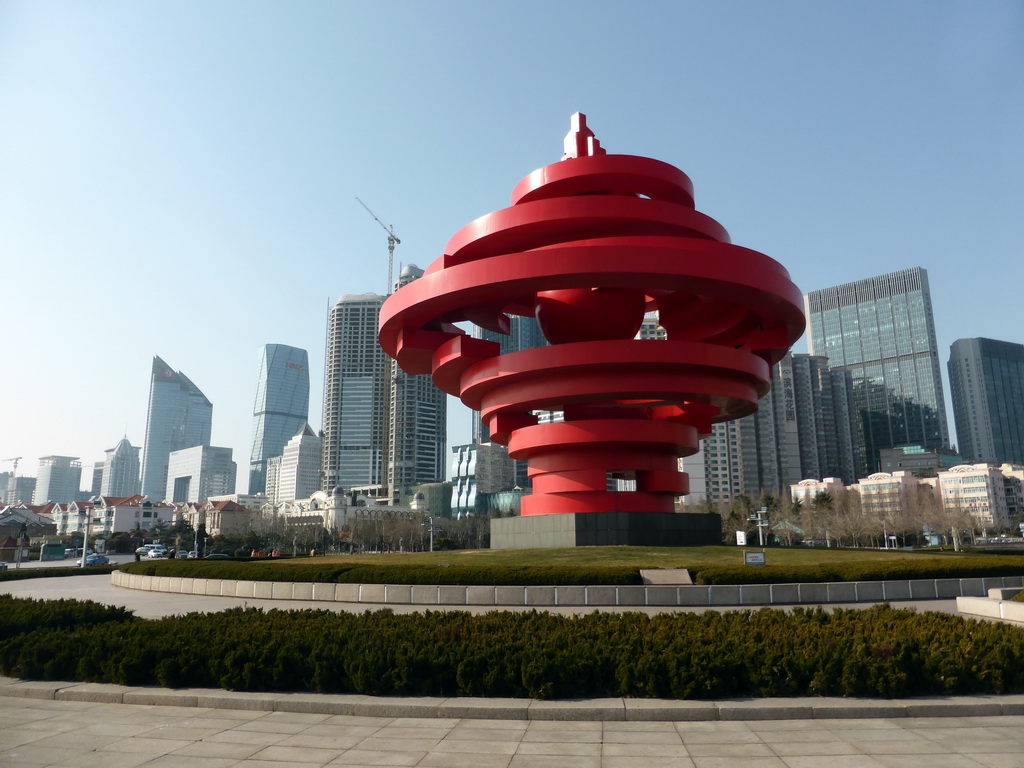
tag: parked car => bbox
[76,554,109,566]
[146,548,168,559]
[135,545,156,555]
[204,553,229,559]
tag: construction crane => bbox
[356,198,401,295]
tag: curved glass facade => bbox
[140,356,213,500]
[247,344,310,494]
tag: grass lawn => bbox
[256,545,977,571]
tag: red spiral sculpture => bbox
[379,114,804,517]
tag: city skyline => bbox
[2,3,1021,490]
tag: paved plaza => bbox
[1,573,1023,766]
[3,693,1024,768]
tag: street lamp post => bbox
[422,516,436,553]
[748,507,769,547]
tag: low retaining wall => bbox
[111,570,1024,607]
[956,587,1024,623]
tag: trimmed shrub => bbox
[694,557,1024,585]
[0,565,118,582]
[2,597,1024,700]
[118,560,643,586]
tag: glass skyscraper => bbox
[140,356,213,500]
[948,338,1024,465]
[247,344,310,494]
[805,267,949,476]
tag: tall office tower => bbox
[100,438,141,497]
[275,424,322,503]
[165,445,236,503]
[775,354,860,485]
[32,456,82,504]
[140,356,213,500]
[89,463,104,497]
[805,267,949,476]
[247,344,310,494]
[0,472,9,504]
[949,338,1024,465]
[321,293,390,494]
[387,265,447,502]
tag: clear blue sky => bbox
[2,1,1022,491]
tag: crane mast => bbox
[356,198,401,295]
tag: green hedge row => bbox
[2,596,1023,699]
[695,557,1024,585]
[0,565,118,583]
[118,560,644,586]
[0,596,134,640]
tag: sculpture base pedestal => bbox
[490,511,722,549]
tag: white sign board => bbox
[736,530,747,547]
[744,551,766,566]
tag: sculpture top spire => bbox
[561,112,606,160]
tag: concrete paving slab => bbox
[355,696,447,718]
[273,692,369,714]
[529,699,625,721]
[0,680,63,699]
[624,698,719,721]
[716,699,815,720]
[122,688,199,707]
[54,682,133,703]
[438,696,532,719]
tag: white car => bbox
[146,548,168,559]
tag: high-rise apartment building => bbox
[165,445,237,503]
[247,344,310,494]
[805,267,949,475]
[275,424,322,503]
[140,356,213,500]
[100,438,141,497]
[32,456,82,504]
[775,354,860,485]
[387,265,446,502]
[321,294,390,493]
[6,476,36,505]
[697,393,781,505]
[948,338,1024,465]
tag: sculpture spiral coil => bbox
[379,114,804,517]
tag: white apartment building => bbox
[937,464,1010,530]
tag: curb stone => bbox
[3,677,1024,721]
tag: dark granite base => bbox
[490,512,722,549]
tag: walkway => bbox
[0,573,963,618]
[2,689,1023,767]
[2,574,1023,766]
